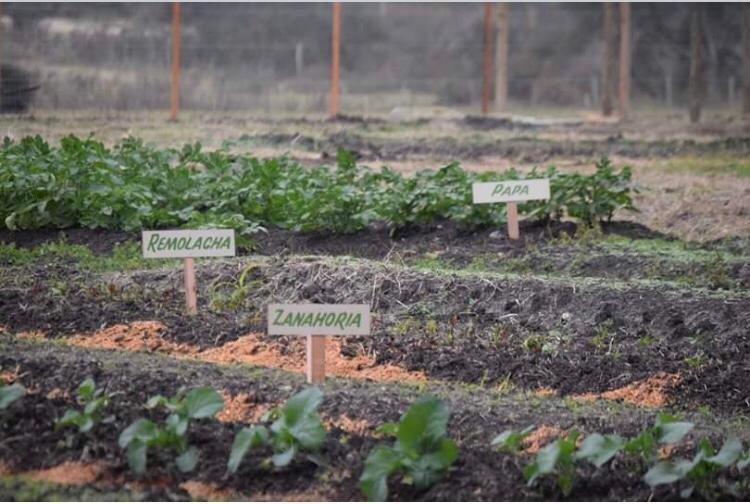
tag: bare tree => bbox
[601,3,618,116]
[688,3,706,123]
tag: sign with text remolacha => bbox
[472,178,550,204]
[142,229,236,259]
[268,304,371,336]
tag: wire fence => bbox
[1,2,746,116]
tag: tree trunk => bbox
[601,3,617,116]
[689,4,705,123]
[494,3,509,112]
[618,2,631,118]
[742,3,750,114]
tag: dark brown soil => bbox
[1,251,748,414]
[0,338,735,501]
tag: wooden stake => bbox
[481,3,494,115]
[329,2,341,118]
[618,2,631,119]
[306,335,326,384]
[494,3,509,113]
[506,202,519,240]
[183,257,197,315]
[170,2,181,122]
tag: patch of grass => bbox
[658,155,750,178]
[0,240,177,272]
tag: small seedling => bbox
[228,387,326,473]
[359,396,458,501]
[0,378,24,410]
[492,425,534,453]
[524,431,580,496]
[119,387,224,475]
[56,378,111,433]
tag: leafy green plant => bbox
[118,387,224,475]
[359,396,458,501]
[0,378,24,410]
[228,387,326,473]
[492,425,534,453]
[56,378,111,433]
[524,431,580,496]
[644,437,745,498]
[0,136,636,236]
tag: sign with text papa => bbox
[141,229,236,315]
[472,178,550,240]
[268,304,371,384]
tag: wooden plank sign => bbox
[472,179,550,240]
[267,304,371,384]
[142,229,236,315]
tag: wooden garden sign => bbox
[472,179,550,239]
[267,304,371,384]
[142,229,236,315]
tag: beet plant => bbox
[644,437,747,498]
[523,431,580,496]
[359,396,458,501]
[0,378,24,410]
[228,387,326,473]
[56,378,111,433]
[119,387,224,475]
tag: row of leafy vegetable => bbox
[0,135,636,236]
[1,377,748,500]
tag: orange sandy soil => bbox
[521,425,564,455]
[60,321,425,384]
[570,372,682,408]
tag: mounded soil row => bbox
[0,338,738,501]
[1,254,748,413]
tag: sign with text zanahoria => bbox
[268,304,371,336]
[142,229,236,259]
[472,178,550,204]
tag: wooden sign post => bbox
[472,179,551,240]
[142,229,236,315]
[268,304,371,384]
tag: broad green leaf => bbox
[278,387,323,427]
[643,459,695,487]
[184,387,224,419]
[706,437,743,468]
[576,433,625,467]
[228,426,269,473]
[658,421,694,445]
[271,447,297,468]
[119,418,158,448]
[360,446,403,502]
[146,395,168,409]
[56,409,81,428]
[76,378,96,400]
[79,416,95,433]
[397,396,450,452]
[175,446,199,473]
[126,439,148,475]
[0,383,25,409]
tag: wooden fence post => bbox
[601,2,617,117]
[618,2,631,118]
[329,2,341,118]
[494,3,509,113]
[170,2,181,122]
[481,3,494,115]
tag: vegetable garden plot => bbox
[1,253,749,413]
[2,338,749,501]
